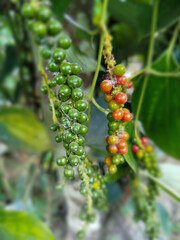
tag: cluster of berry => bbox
[100,64,133,174]
[22,2,107,239]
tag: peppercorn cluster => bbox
[22,2,107,239]
[100,65,133,175]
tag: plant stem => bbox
[128,69,145,81]
[92,97,108,114]
[87,0,108,126]
[134,0,159,146]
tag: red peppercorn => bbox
[118,147,128,155]
[122,112,132,122]
[109,144,118,153]
[115,92,127,104]
[117,139,127,149]
[104,94,114,103]
[117,75,127,85]
[127,81,133,88]
[121,132,129,140]
[141,137,148,145]
[112,109,123,121]
[132,145,139,152]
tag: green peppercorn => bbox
[69,142,79,153]
[48,79,56,88]
[60,62,72,75]
[107,112,114,122]
[37,7,51,22]
[22,3,35,18]
[50,123,58,131]
[69,155,79,166]
[67,76,82,88]
[76,146,85,156]
[108,121,118,130]
[112,154,124,165]
[64,167,74,177]
[71,88,84,101]
[68,109,80,120]
[63,130,74,143]
[48,61,59,72]
[78,136,85,146]
[48,19,62,35]
[58,34,72,49]
[40,86,48,94]
[114,64,126,76]
[41,47,51,59]
[55,135,62,143]
[61,117,72,129]
[71,123,81,134]
[52,48,66,63]
[54,74,66,85]
[58,85,71,99]
[75,100,88,112]
[79,125,88,135]
[33,22,47,37]
[60,104,70,114]
[71,63,81,75]
[78,113,88,124]
[56,156,67,166]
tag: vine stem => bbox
[87,0,108,127]
[92,97,108,114]
[134,0,159,146]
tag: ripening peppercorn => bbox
[105,136,109,144]
[112,154,124,165]
[132,145,139,152]
[121,132,129,140]
[109,144,118,153]
[117,139,127,149]
[115,92,127,104]
[117,75,127,85]
[112,109,123,121]
[141,137,149,145]
[108,100,120,111]
[93,182,100,190]
[122,112,132,122]
[128,81,133,88]
[100,80,113,93]
[108,135,118,144]
[108,165,117,174]
[114,64,126,76]
[104,156,112,166]
[136,150,144,159]
[145,145,153,152]
[118,147,128,155]
[104,94,114,103]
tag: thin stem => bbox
[146,68,180,78]
[128,69,145,82]
[87,0,108,126]
[92,97,108,114]
[134,0,159,146]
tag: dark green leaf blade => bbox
[132,51,180,159]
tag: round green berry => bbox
[50,123,58,131]
[48,61,59,72]
[41,47,51,59]
[58,85,71,98]
[71,88,84,101]
[56,156,67,166]
[108,121,118,130]
[69,155,79,166]
[57,35,72,49]
[88,213,96,223]
[40,86,48,94]
[69,142,79,153]
[55,135,62,143]
[63,141,69,150]
[33,22,47,37]
[53,48,66,63]
[78,136,85,146]
[76,146,85,156]
[63,130,74,143]
[77,230,85,240]
[112,154,124,165]
[71,63,81,75]
[22,3,35,18]
[37,7,51,22]
[68,109,80,120]
[55,110,61,118]
[60,104,70,114]
[71,123,81,134]
[79,125,88,135]
[75,100,88,112]
[67,76,82,88]
[78,113,88,124]
[60,62,72,75]
[64,167,74,177]
[48,19,62,35]
[114,64,126,76]
[108,100,120,111]
[48,79,56,88]
[61,117,71,129]
[54,74,66,85]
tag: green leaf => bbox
[124,122,138,172]
[51,0,72,20]
[132,50,180,159]
[109,0,180,41]
[0,210,55,240]
[0,107,51,151]
[105,166,127,183]
[66,44,105,73]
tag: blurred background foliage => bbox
[0,0,180,239]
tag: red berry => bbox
[122,112,132,122]
[132,145,139,152]
[117,75,127,85]
[118,147,128,155]
[112,109,123,121]
[141,137,148,145]
[115,92,127,104]
[128,81,133,88]
[100,80,113,94]
[117,139,127,149]
[105,136,109,144]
